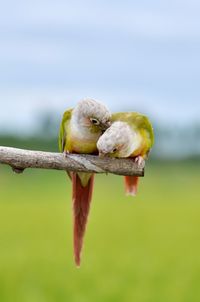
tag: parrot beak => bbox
[99,151,107,158]
[100,121,111,132]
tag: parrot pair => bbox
[59,98,154,266]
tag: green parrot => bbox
[59,98,111,266]
[97,112,154,196]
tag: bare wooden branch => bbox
[0,146,144,176]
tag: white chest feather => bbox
[121,130,142,157]
[130,131,142,152]
[70,115,99,142]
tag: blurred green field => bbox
[0,161,200,302]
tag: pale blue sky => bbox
[0,0,199,133]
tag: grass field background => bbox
[0,161,200,302]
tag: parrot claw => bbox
[63,151,69,157]
[135,156,145,168]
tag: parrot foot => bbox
[135,156,145,168]
[63,151,69,157]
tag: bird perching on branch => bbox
[59,98,111,266]
[97,112,154,196]
[0,100,154,267]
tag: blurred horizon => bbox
[1,109,200,160]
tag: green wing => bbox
[111,112,138,123]
[133,114,154,147]
[58,109,73,152]
[112,112,154,147]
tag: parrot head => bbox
[97,121,138,158]
[72,98,111,134]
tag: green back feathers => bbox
[111,112,154,147]
[58,109,73,152]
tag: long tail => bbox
[72,173,94,266]
[124,176,139,196]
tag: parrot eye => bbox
[90,118,100,125]
[112,148,117,153]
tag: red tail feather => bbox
[124,176,139,196]
[72,173,94,266]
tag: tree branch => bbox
[0,146,144,176]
